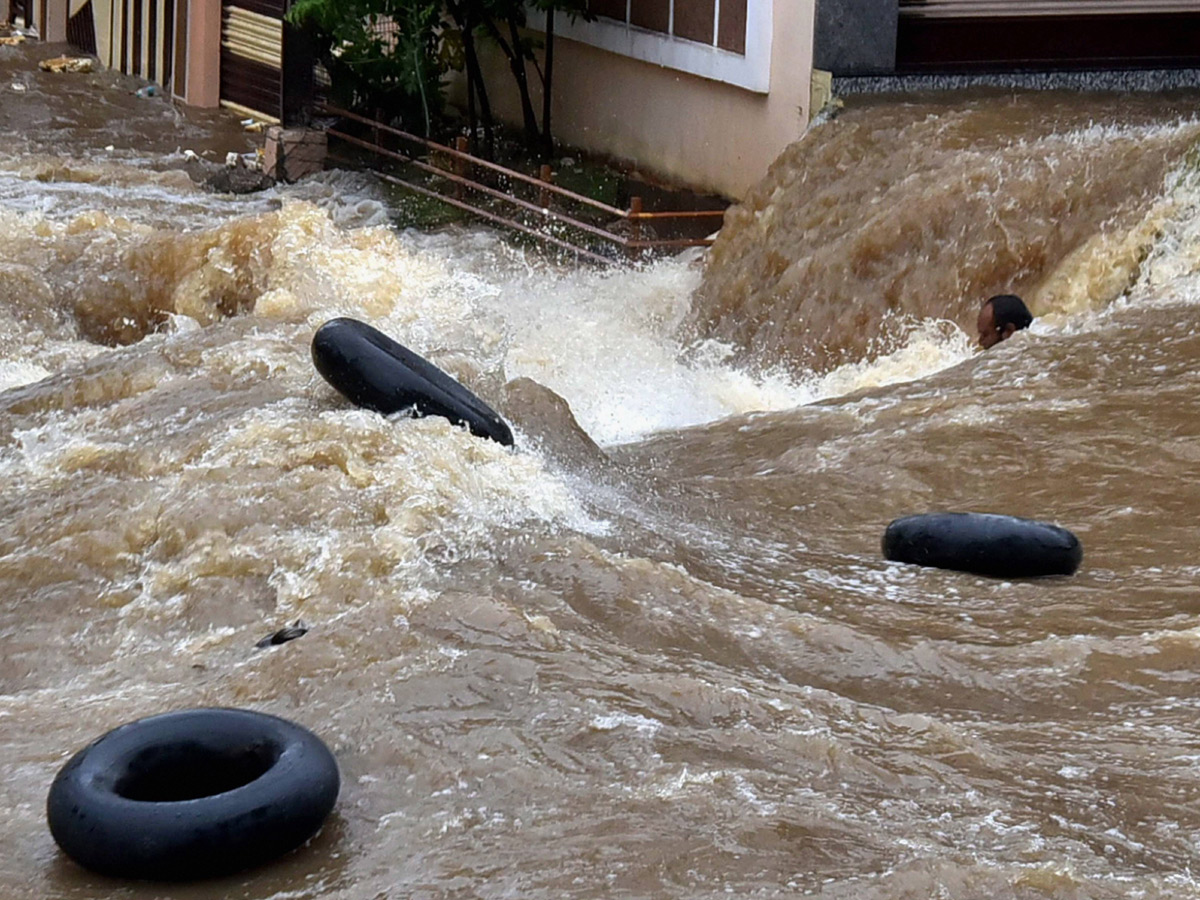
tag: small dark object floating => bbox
[46,708,340,881]
[311,317,514,446]
[882,512,1083,578]
[255,621,309,648]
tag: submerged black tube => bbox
[883,512,1082,577]
[47,708,340,881]
[311,317,514,446]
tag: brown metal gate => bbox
[66,0,97,55]
[77,0,176,90]
[898,0,1200,70]
[220,0,284,122]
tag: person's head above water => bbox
[977,294,1033,349]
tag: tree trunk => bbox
[463,32,495,158]
[540,7,554,161]
[466,55,477,139]
[502,14,540,150]
[446,1,495,159]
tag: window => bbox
[527,0,772,93]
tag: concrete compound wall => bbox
[470,0,815,200]
[813,0,897,75]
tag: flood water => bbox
[2,38,1200,900]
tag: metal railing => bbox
[315,103,726,265]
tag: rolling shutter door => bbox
[900,0,1198,17]
[220,0,283,122]
[897,0,1200,70]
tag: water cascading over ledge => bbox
[688,90,1200,374]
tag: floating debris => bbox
[255,621,309,649]
[38,56,95,74]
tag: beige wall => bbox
[472,1,814,200]
[27,0,69,40]
[47,0,67,42]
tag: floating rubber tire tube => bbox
[46,708,339,881]
[312,317,514,446]
[883,512,1082,577]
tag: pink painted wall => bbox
[467,1,815,199]
[182,0,220,107]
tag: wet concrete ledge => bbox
[835,68,1200,95]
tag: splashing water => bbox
[3,52,1200,900]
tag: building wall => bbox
[27,0,69,40]
[182,0,219,107]
[473,0,814,200]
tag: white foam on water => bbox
[589,711,663,737]
[0,152,984,453]
[0,360,50,392]
[382,231,978,446]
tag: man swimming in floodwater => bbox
[977,293,1033,349]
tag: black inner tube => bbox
[311,317,514,446]
[47,708,340,881]
[883,512,1083,578]
[114,741,280,802]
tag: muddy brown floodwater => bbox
[1,37,1200,900]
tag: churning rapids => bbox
[2,41,1200,900]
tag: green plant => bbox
[287,0,448,135]
[290,0,594,157]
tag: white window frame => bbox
[526,0,772,94]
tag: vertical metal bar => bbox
[162,0,173,89]
[131,0,141,75]
[172,0,185,98]
[538,163,553,210]
[120,0,127,73]
[713,0,720,47]
[454,135,469,201]
[629,195,642,260]
[146,0,156,80]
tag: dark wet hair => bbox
[986,294,1033,332]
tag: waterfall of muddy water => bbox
[2,41,1200,899]
[693,91,1200,374]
